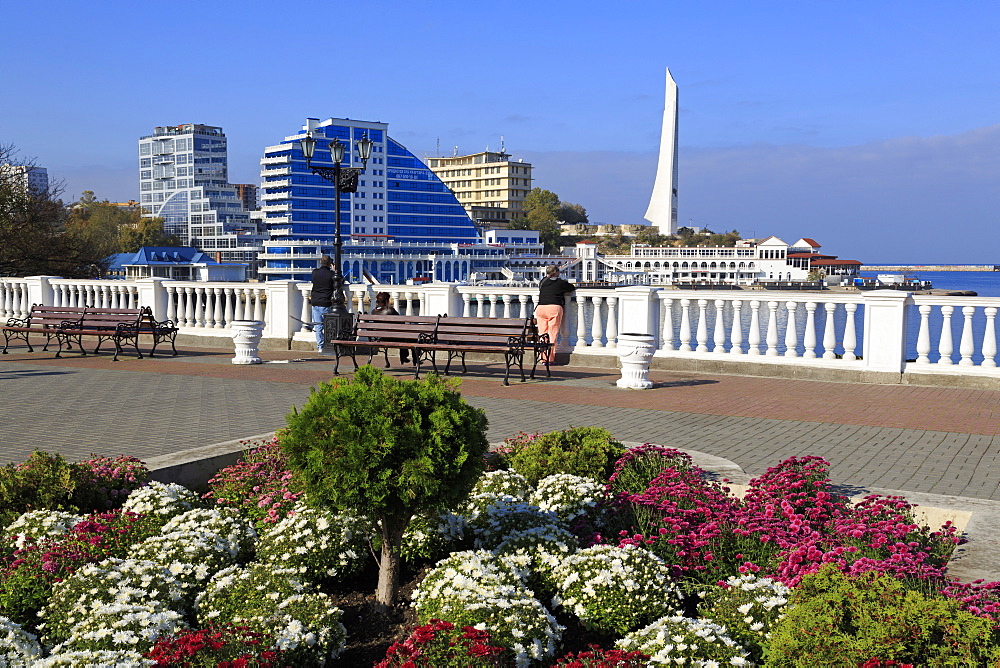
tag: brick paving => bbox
[2,342,1000,500]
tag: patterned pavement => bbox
[2,342,1000,501]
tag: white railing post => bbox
[729,299,743,354]
[984,307,998,368]
[713,299,727,354]
[783,301,799,357]
[659,296,675,351]
[262,280,300,340]
[575,295,587,347]
[959,306,976,367]
[605,296,618,349]
[423,284,459,317]
[590,295,605,348]
[803,302,818,359]
[938,305,954,366]
[765,301,779,356]
[843,303,858,360]
[135,278,168,320]
[823,303,837,359]
[860,290,910,373]
[915,304,932,365]
[679,299,692,352]
[695,299,709,352]
[23,276,57,309]
[748,300,762,355]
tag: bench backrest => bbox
[26,305,86,328]
[434,316,531,347]
[354,313,440,343]
[79,307,144,330]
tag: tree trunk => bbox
[375,513,409,607]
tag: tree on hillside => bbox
[523,188,560,225]
[558,201,588,224]
[65,192,178,262]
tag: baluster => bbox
[823,303,837,359]
[166,286,177,324]
[747,300,762,355]
[695,299,709,352]
[983,307,998,368]
[208,288,220,328]
[404,291,414,316]
[521,294,533,319]
[193,288,206,328]
[1,283,9,318]
[959,305,976,366]
[803,302,818,358]
[765,301,779,356]
[203,288,216,328]
[842,303,858,360]
[729,299,743,354]
[475,293,485,318]
[297,289,310,333]
[183,287,195,327]
[937,305,954,365]
[101,286,111,308]
[224,288,235,328]
[590,296,605,348]
[252,288,264,322]
[606,297,618,349]
[462,292,472,317]
[491,294,501,318]
[659,297,675,351]
[575,295,587,347]
[915,304,932,364]
[233,288,246,321]
[713,299,726,353]
[784,302,799,357]
[678,299,692,352]
[502,294,513,319]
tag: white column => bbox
[860,291,912,371]
[803,302,818,359]
[575,295,587,347]
[233,288,246,321]
[659,296,675,351]
[213,288,225,328]
[729,299,743,354]
[590,296,605,348]
[165,285,178,324]
[747,300,762,355]
[937,305,954,365]
[225,288,236,328]
[983,307,998,368]
[695,299,709,352]
[203,288,216,329]
[823,303,837,359]
[193,287,206,328]
[476,293,486,318]
[502,294,513,319]
[678,298,692,352]
[462,292,472,317]
[183,287,195,327]
[959,305,976,367]
[765,301,779,356]
[605,296,618,349]
[783,301,799,357]
[915,304,932,364]
[843,303,858,361]
[713,299,727,353]
[252,288,264,322]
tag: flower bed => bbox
[0,437,993,666]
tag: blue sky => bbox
[2,0,998,263]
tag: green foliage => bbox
[0,451,76,529]
[500,427,625,487]
[765,565,1000,666]
[280,366,489,603]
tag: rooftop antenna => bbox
[453,145,458,157]
[500,135,505,153]
[436,137,440,156]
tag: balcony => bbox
[261,167,292,176]
[261,203,291,213]
[260,191,289,202]
[260,156,292,165]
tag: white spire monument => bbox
[644,67,679,235]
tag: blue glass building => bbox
[259,118,482,281]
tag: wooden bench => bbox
[3,305,178,361]
[427,316,551,385]
[326,313,439,377]
[326,313,552,385]
[2,305,87,355]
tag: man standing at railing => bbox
[535,264,575,364]
[310,255,335,353]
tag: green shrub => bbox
[280,365,489,606]
[500,427,625,486]
[0,451,76,528]
[765,565,1000,666]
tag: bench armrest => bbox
[4,316,29,328]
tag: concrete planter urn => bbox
[616,332,655,389]
[231,320,264,365]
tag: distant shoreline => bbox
[861,265,997,272]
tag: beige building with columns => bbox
[425,150,533,230]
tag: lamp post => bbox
[300,131,374,344]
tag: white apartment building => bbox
[1,164,49,195]
[425,150,533,229]
[137,124,264,274]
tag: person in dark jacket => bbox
[371,291,409,364]
[534,264,575,363]
[310,255,335,352]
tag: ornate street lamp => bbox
[300,131,374,345]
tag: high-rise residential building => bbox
[425,150,533,230]
[257,117,481,280]
[1,164,49,195]
[137,124,264,275]
[233,183,258,211]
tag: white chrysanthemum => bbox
[470,469,533,501]
[39,558,182,646]
[697,573,791,651]
[549,543,681,635]
[400,510,468,562]
[617,615,751,665]
[32,648,153,667]
[121,481,199,522]
[466,495,563,551]
[160,507,257,560]
[529,474,605,523]
[3,510,84,549]
[0,615,42,664]
[128,530,238,602]
[412,550,562,667]
[56,601,186,654]
[256,504,370,582]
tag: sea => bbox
[886,270,1000,298]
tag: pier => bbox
[862,264,999,272]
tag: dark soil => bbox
[329,560,603,666]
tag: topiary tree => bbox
[280,365,489,607]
